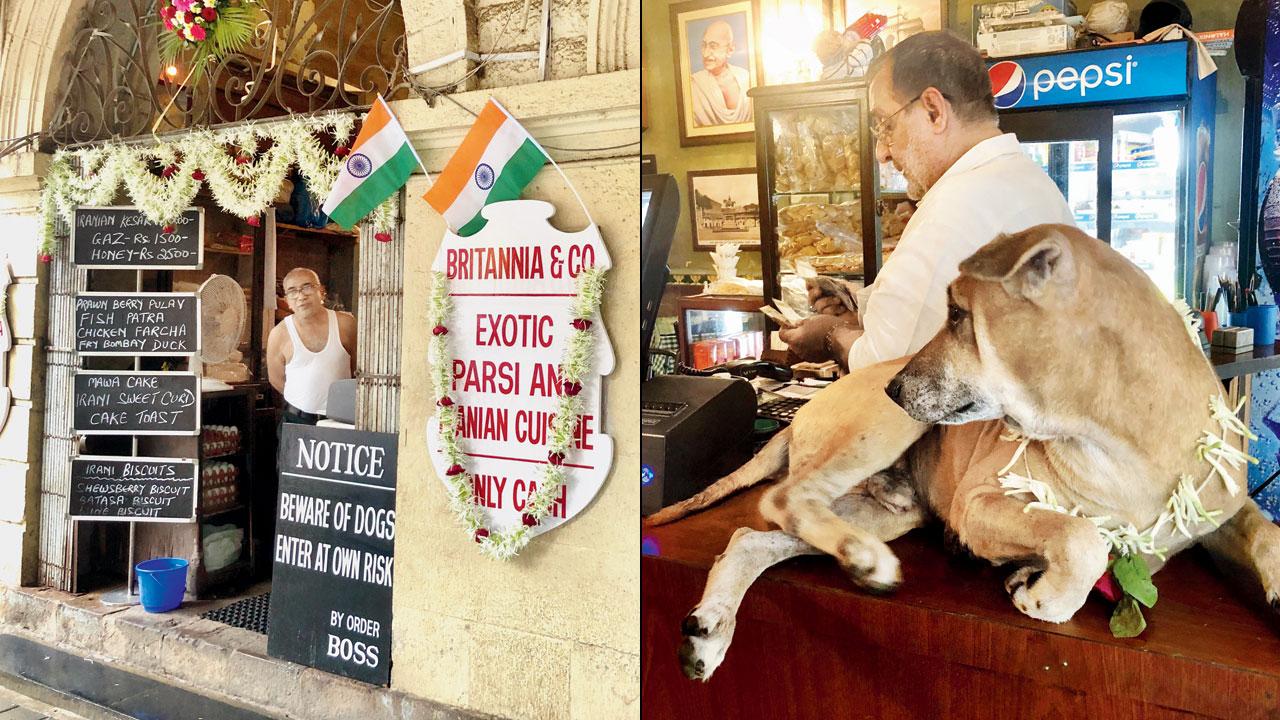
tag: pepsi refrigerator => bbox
[988,39,1217,301]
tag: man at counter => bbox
[267,267,357,425]
[779,31,1074,370]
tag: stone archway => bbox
[0,0,95,589]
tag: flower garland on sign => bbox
[427,266,607,560]
[38,113,397,259]
[997,393,1256,637]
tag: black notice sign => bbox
[268,424,397,686]
[70,456,197,522]
[73,371,201,435]
[76,293,199,356]
[72,207,204,269]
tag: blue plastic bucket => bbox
[135,558,188,613]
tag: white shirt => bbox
[847,133,1075,370]
[690,65,753,126]
[283,309,352,415]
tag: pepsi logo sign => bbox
[989,61,1025,110]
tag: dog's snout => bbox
[885,377,905,407]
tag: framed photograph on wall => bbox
[671,0,760,146]
[688,168,761,250]
[839,1,944,51]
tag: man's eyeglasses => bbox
[285,283,319,299]
[869,93,924,141]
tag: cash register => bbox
[641,173,756,516]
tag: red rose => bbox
[1094,570,1121,603]
[160,5,176,18]
[202,7,216,20]
[164,18,174,30]
[183,11,193,22]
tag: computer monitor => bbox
[641,173,680,378]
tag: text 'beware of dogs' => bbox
[268,423,397,686]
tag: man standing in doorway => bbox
[267,267,357,425]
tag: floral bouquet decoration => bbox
[157,0,259,70]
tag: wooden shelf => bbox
[206,246,252,256]
[276,221,358,239]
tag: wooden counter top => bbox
[642,486,1280,719]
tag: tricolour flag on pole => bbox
[423,99,550,237]
[322,95,422,229]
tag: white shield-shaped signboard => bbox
[427,200,614,540]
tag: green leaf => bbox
[1112,554,1158,608]
[1110,596,1147,638]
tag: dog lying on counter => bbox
[647,224,1280,681]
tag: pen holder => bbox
[1247,304,1278,346]
[1200,311,1218,344]
[1230,311,1251,329]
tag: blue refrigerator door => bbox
[991,41,1212,300]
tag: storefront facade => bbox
[0,0,639,717]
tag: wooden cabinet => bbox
[133,383,270,598]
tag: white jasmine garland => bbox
[998,394,1256,562]
[37,113,396,255]
[427,266,607,560]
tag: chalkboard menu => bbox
[72,207,204,269]
[268,424,397,686]
[75,293,199,356]
[73,371,200,435]
[69,456,196,522]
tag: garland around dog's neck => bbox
[998,393,1255,561]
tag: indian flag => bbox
[423,99,550,236]
[322,95,422,229]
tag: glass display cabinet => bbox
[749,78,883,315]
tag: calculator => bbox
[756,396,809,425]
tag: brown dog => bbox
[648,224,1280,681]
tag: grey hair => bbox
[867,30,997,122]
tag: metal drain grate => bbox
[201,592,271,635]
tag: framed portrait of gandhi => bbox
[671,0,760,147]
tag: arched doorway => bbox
[33,0,412,593]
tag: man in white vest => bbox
[267,267,357,425]
[690,20,753,127]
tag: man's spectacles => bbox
[700,41,729,52]
[285,283,319,299]
[869,93,924,141]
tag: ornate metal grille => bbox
[46,0,409,146]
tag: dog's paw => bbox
[865,473,917,515]
[679,604,736,681]
[838,537,902,594]
[1005,566,1086,624]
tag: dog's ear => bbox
[960,226,1077,301]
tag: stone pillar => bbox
[389,68,640,720]
[402,0,481,92]
[0,150,51,587]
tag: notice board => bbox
[73,371,200,435]
[69,456,197,522]
[71,206,203,269]
[75,292,199,356]
[268,423,397,685]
